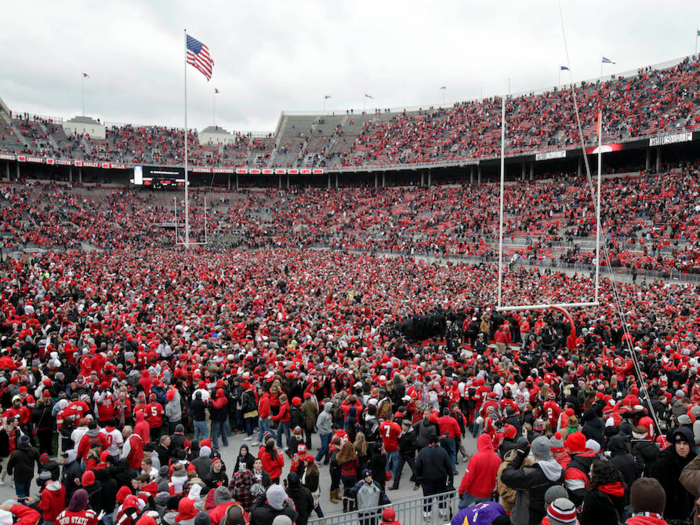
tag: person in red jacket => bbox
[121,425,144,471]
[36,473,66,525]
[94,383,115,425]
[543,393,562,428]
[379,413,401,479]
[255,388,272,446]
[5,396,31,426]
[77,421,108,460]
[438,407,461,475]
[272,394,291,449]
[458,434,502,508]
[133,410,150,446]
[144,393,164,442]
[0,502,41,525]
[258,436,284,484]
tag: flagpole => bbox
[81,75,85,116]
[213,89,216,127]
[323,96,325,114]
[596,110,602,302]
[497,93,506,309]
[184,29,189,248]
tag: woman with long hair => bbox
[354,432,369,472]
[336,441,359,512]
[578,460,626,525]
[302,455,323,518]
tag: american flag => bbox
[186,35,214,81]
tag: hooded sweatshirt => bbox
[38,481,67,521]
[459,434,502,498]
[78,428,107,460]
[316,403,333,435]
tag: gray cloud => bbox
[2,0,699,134]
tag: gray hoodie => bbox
[316,402,333,436]
[165,391,182,422]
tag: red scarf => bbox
[599,481,625,498]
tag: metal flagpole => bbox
[81,75,85,116]
[184,29,190,248]
[596,111,602,301]
[497,93,506,309]
[213,89,216,127]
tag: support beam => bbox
[69,166,73,183]
[645,148,651,170]
[577,158,582,177]
[421,172,425,186]
[335,174,338,189]
[530,163,534,181]
[328,173,331,189]
[78,167,82,184]
[521,163,526,181]
[279,175,282,189]
[477,166,482,185]
[656,148,661,172]
[470,166,474,185]
[427,170,431,186]
[286,174,290,189]
[236,174,239,191]
[374,173,378,188]
[227,174,231,190]
[16,163,20,180]
[382,173,386,188]
[5,162,9,182]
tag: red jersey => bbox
[543,401,562,427]
[144,402,164,428]
[378,421,401,452]
[56,508,99,525]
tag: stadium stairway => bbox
[9,122,29,149]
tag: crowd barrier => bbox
[309,490,459,525]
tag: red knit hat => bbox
[565,432,586,454]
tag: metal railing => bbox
[309,489,459,525]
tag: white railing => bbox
[308,489,459,525]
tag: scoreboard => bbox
[132,166,188,188]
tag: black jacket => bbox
[650,427,696,521]
[61,458,84,501]
[413,419,438,450]
[607,435,642,504]
[398,427,417,458]
[169,432,188,454]
[501,448,565,525]
[415,444,453,485]
[7,442,40,483]
[630,438,660,477]
[578,487,626,525]
[250,494,299,525]
[565,451,598,506]
[285,475,314,525]
[93,466,119,513]
[581,414,605,450]
[190,398,206,422]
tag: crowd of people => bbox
[2,56,699,170]
[0,243,695,525]
[3,161,700,274]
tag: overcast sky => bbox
[2,0,699,134]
